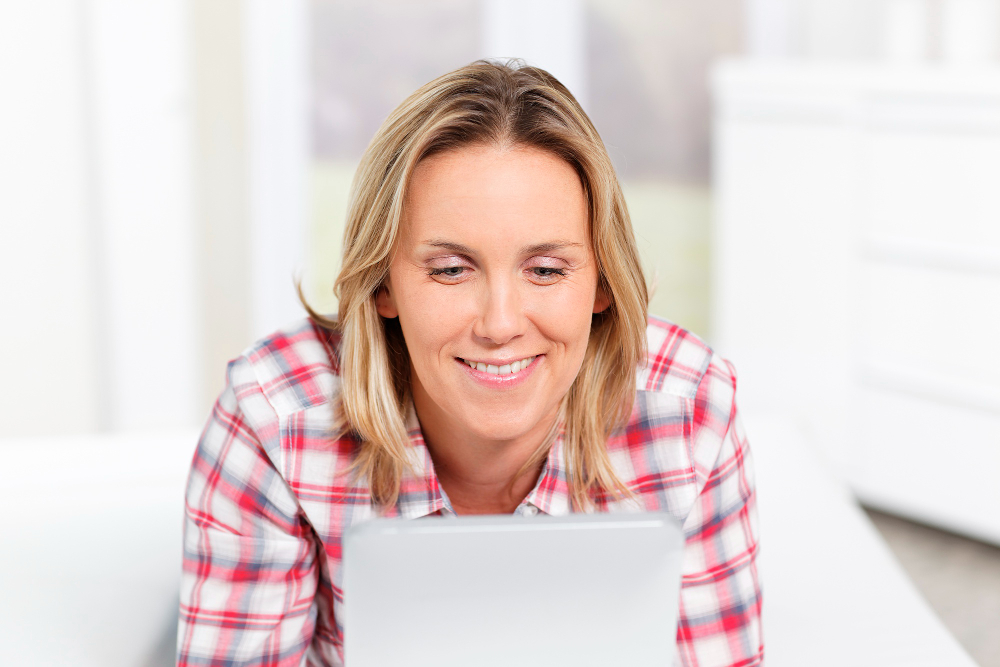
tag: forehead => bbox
[400,145,590,247]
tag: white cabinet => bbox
[712,61,1000,545]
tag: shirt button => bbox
[522,504,538,517]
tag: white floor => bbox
[867,508,1000,667]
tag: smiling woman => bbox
[177,61,763,667]
[375,146,608,516]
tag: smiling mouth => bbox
[457,355,537,376]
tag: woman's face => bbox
[377,144,608,447]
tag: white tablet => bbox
[343,512,685,667]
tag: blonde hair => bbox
[304,60,648,510]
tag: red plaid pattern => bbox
[178,315,762,666]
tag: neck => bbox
[411,388,555,516]
[433,442,547,515]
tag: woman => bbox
[178,60,762,666]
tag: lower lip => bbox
[457,356,541,390]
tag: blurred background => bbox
[1,1,998,665]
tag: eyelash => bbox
[428,267,466,277]
[426,266,567,279]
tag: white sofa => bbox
[0,431,196,667]
[0,422,976,666]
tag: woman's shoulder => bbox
[637,314,736,401]
[227,316,343,418]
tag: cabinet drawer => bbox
[861,262,1000,386]
[863,132,1000,249]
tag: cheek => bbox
[530,283,597,349]
[395,281,468,361]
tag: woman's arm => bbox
[177,357,319,666]
[676,357,763,667]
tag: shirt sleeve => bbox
[675,357,763,667]
[177,357,320,666]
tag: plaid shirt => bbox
[178,315,762,666]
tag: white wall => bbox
[481,0,588,108]
[190,0,253,409]
[1,1,314,436]
[86,0,199,431]
[244,0,310,342]
[0,0,201,436]
[0,2,103,435]
[745,0,883,60]
[745,0,1000,63]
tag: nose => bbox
[472,275,527,346]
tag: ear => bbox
[593,285,611,314]
[375,283,398,318]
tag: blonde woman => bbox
[178,60,762,666]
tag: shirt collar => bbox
[524,434,572,516]
[394,402,572,519]
[395,403,448,519]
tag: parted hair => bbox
[303,59,649,510]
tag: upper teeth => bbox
[464,356,536,375]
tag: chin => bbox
[460,405,552,443]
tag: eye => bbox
[528,266,567,283]
[428,266,467,280]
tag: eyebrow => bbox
[422,239,585,255]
